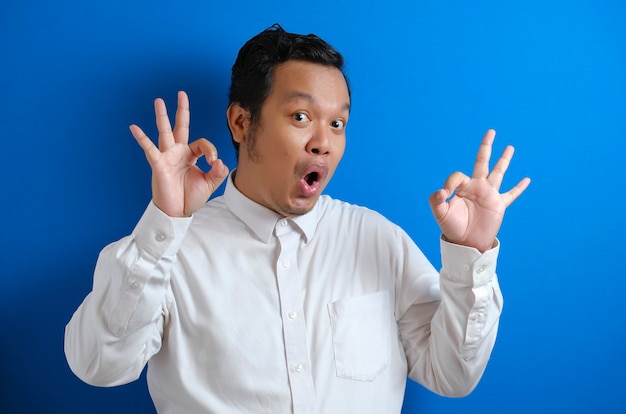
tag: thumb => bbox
[429,188,449,223]
[205,159,229,193]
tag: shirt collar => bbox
[223,171,321,244]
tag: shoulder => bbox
[190,195,238,226]
[317,195,399,232]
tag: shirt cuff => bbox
[131,201,193,259]
[440,237,500,287]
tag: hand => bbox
[130,91,229,217]
[429,129,530,252]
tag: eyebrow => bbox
[286,91,351,112]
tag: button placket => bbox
[274,220,315,411]
[461,278,492,360]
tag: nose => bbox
[306,124,331,156]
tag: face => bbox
[229,60,350,217]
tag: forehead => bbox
[268,60,350,109]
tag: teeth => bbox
[306,172,318,186]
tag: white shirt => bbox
[65,174,503,414]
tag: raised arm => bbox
[65,91,227,386]
[130,91,229,217]
[403,129,530,396]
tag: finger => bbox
[129,124,161,164]
[429,171,470,222]
[487,145,515,190]
[173,91,190,144]
[443,171,471,196]
[473,129,496,178]
[154,98,175,150]
[501,177,531,207]
[189,138,230,192]
[188,138,219,164]
[205,158,230,191]
[428,188,450,223]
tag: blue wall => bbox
[1,1,625,412]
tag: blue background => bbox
[1,0,625,412]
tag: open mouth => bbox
[304,171,319,186]
[299,165,328,197]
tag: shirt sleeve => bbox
[64,202,192,386]
[397,235,503,397]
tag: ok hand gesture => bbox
[429,129,530,252]
[130,91,229,217]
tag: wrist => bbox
[441,234,496,253]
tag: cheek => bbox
[333,138,346,161]
[326,143,345,180]
[268,126,300,154]
[278,132,309,159]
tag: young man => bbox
[65,25,530,413]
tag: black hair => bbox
[228,24,349,159]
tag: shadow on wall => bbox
[1,57,234,413]
[0,262,156,413]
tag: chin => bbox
[281,198,318,217]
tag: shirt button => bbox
[288,311,297,319]
[294,364,304,373]
[280,219,288,227]
[476,265,486,274]
[155,232,166,242]
[129,280,141,290]
[282,260,290,268]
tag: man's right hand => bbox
[130,91,229,217]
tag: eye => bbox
[292,112,311,123]
[331,119,345,129]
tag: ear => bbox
[226,103,250,145]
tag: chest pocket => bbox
[327,290,393,382]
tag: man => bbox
[65,24,530,413]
